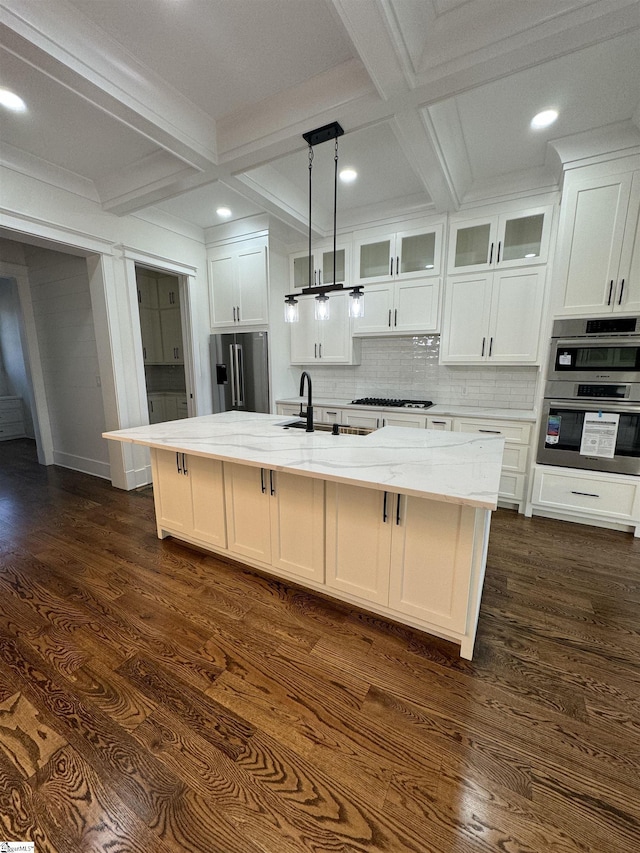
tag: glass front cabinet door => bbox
[447,206,552,274]
[289,244,349,289]
[354,223,443,285]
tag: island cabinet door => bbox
[152,449,193,534]
[189,455,226,548]
[388,497,475,634]
[224,462,272,563]
[325,482,392,605]
[269,471,325,583]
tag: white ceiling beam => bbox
[0,0,219,169]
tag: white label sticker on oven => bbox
[579,411,620,458]
[558,352,572,366]
[545,415,561,444]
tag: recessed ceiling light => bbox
[216,207,232,218]
[339,168,357,183]
[531,109,558,130]
[0,88,27,112]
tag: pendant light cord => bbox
[333,135,339,286]
[308,144,313,289]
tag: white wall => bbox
[25,246,110,477]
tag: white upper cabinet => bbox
[289,242,350,289]
[554,168,640,316]
[447,206,553,275]
[208,236,269,328]
[353,222,444,285]
[440,268,546,364]
[290,291,360,365]
[352,278,441,336]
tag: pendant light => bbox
[284,121,364,322]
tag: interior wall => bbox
[0,277,35,435]
[26,245,109,478]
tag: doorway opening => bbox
[135,266,188,424]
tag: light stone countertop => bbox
[104,410,505,510]
[277,397,536,422]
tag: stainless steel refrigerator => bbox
[210,331,270,414]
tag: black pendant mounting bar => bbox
[302,121,344,147]
[285,283,346,300]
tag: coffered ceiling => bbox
[1,0,639,244]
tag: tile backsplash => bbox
[308,336,540,410]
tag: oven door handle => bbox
[552,337,640,349]
[545,399,640,414]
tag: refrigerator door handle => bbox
[234,344,245,406]
[229,344,237,406]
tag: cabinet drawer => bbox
[316,407,343,424]
[534,469,637,519]
[0,421,25,440]
[499,471,526,502]
[0,404,23,424]
[453,418,531,444]
[502,444,528,473]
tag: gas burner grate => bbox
[351,398,434,409]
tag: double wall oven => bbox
[537,316,640,475]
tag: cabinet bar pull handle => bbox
[394,308,397,327]
[618,279,625,305]
[396,494,402,525]
[489,243,494,265]
[138,290,141,303]
[237,305,240,322]
[496,241,501,264]
[388,309,392,328]
[489,336,493,357]
[479,429,501,434]
[396,256,399,276]
[390,257,393,276]
[314,343,317,359]
[383,491,388,522]
[431,420,447,425]
[233,306,236,322]
[260,468,266,494]
[570,490,600,498]
[270,470,275,495]
[319,343,322,359]
[143,347,147,360]
[481,337,486,356]
[182,454,188,476]
[607,280,614,305]
[176,452,182,474]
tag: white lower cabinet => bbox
[342,410,382,429]
[530,466,640,535]
[0,398,26,441]
[224,462,325,583]
[426,416,453,431]
[453,417,531,511]
[152,450,226,547]
[326,482,476,634]
[382,412,426,428]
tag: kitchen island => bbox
[104,411,505,659]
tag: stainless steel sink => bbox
[280,420,372,436]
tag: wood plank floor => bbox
[1,438,639,852]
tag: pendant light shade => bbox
[314,293,330,321]
[349,287,365,319]
[284,295,299,323]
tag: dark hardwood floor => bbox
[1,437,639,852]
